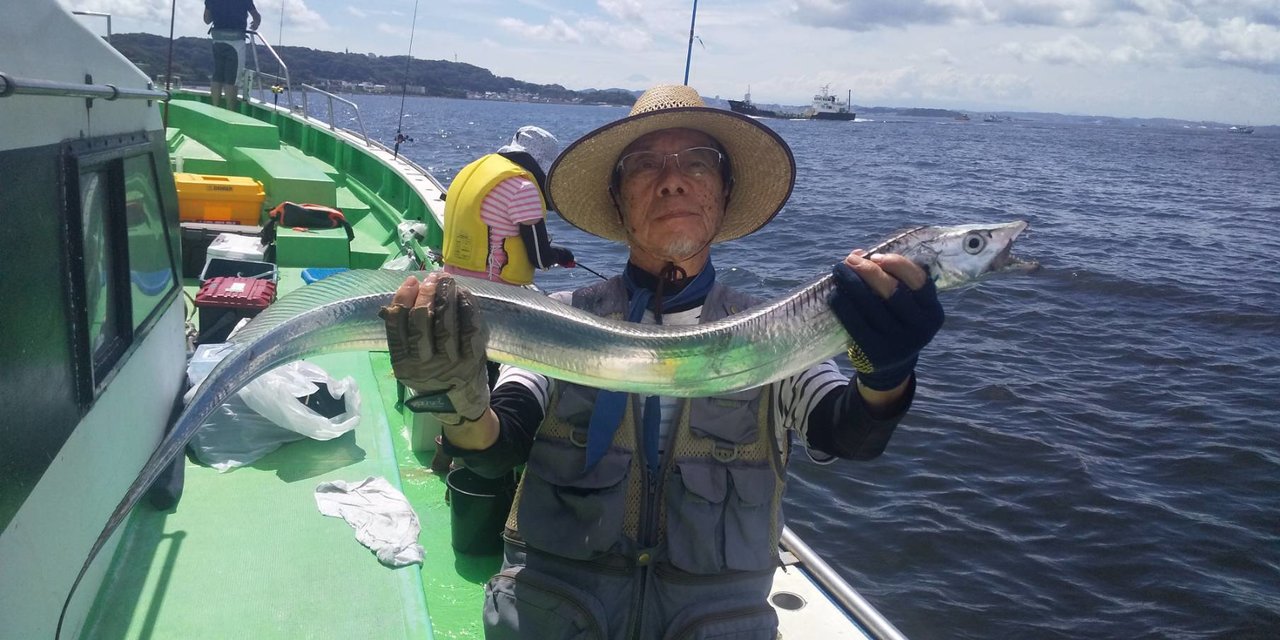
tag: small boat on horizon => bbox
[804,85,857,121]
[727,85,856,122]
[727,86,803,120]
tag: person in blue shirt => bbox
[202,0,261,110]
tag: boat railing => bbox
[71,10,112,42]
[298,84,372,146]
[244,30,294,107]
[237,31,372,148]
[780,526,909,640]
[0,71,165,103]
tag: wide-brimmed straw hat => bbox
[548,84,795,244]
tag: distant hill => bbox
[109,33,636,106]
[113,34,1268,131]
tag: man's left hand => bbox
[829,251,944,391]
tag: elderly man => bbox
[381,84,944,639]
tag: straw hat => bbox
[548,84,795,244]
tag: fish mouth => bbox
[992,223,1040,273]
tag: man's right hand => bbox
[380,273,490,424]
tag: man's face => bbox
[616,128,727,264]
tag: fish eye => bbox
[963,232,987,255]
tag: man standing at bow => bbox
[203,0,260,110]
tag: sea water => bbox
[343,94,1278,639]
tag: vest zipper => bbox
[629,394,673,640]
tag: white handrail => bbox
[0,71,165,102]
[780,526,909,640]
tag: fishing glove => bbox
[829,263,945,390]
[379,276,490,424]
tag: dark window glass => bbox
[122,155,177,330]
[78,167,125,371]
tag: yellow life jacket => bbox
[442,154,544,285]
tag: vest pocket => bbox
[688,389,762,445]
[666,460,728,574]
[517,440,631,560]
[723,466,777,571]
[661,599,779,640]
[484,565,609,640]
[667,461,778,574]
[554,383,599,426]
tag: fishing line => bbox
[575,261,610,281]
[392,0,421,159]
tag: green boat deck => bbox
[85,269,498,639]
[81,96,484,638]
[163,97,441,270]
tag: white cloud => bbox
[257,0,328,33]
[58,0,328,36]
[58,0,171,22]
[934,47,960,66]
[497,15,656,50]
[1002,35,1106,65]
[498,17,585,43]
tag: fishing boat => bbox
[804,85,857,121]
[727,86,802,120]
[0,3,906,638]
[1228,125,1254,134]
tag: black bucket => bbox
[445,467,516,555]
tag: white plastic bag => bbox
[238,361,361,440]
[381,254,415,271]
[185,354,361,471]
[189,396,307,472]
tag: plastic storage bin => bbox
[300,267,349,284]
[200,257,277,283]
[180,221,265,278]
[195,276,276,344]
[175,172,266,225]
[207,232,269,262]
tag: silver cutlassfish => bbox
[58,221,1036,635]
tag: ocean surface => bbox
[346,94,1278,639]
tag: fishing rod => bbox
[682,0,699,85]
[162,0,177,126]
[392,0,422,159]
[574,261,609,281]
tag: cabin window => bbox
[67,137,180,399]
[77,165,130,382]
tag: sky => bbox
[63,0,1280,125]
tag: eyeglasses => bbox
[616,147,724,179]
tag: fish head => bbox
[892,221,1038,290]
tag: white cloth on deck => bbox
[314,476,424,567]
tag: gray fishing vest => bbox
[484,277,789,639]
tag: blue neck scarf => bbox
[583,260,716,472]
